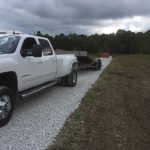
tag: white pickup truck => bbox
[0,33,78,127]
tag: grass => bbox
[48,55,150,150]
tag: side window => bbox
[38,39,52,56]
[21,38,37,57]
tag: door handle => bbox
[38,60,43,63]
[52,58,56,62]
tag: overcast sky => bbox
[0,0,150,35]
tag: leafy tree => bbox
[36,30,150,55]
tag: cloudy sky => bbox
[0,0,150,35]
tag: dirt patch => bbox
[48,55,150,150]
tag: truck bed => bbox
[55,49,101,70]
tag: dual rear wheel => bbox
[59,69,77,87]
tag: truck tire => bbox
[0,86,14,127]
[58,76,67,86]
[66,69,77,87]
[95,59,101,70]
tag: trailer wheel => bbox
[66,69,77,87]
[0,86,14,127]
[95,59,101,70]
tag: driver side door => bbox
[20,37,44,90]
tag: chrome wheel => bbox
[0,95,11,120]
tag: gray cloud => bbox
[0,0,150,35]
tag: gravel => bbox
[0,57,112,150]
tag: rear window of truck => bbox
[38,39,53,56]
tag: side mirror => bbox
[32,44,42,57]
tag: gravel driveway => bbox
[0,57,112,150]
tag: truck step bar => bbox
[20,80,57,98]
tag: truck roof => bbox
[0,32,47,40]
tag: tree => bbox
[36,30,150,55]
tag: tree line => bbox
[37,29,150,54]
